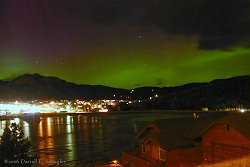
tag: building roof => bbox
[137,113,225,151]
[203,113,250,139]
[155,133,194,150]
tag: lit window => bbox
[225,124,230,131]
[159,148,166,161]
[142,145,145,153]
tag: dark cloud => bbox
[156,78,164,86]
[145,0,250,49]
[88,0,250,50]
[135,83,142,87]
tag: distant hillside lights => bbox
[223,107,249,112]
[150,94,159,100]
[240,108,246,113]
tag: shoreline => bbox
[0,110,229,121]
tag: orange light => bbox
[112,160,118,165]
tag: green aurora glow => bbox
[1,37,249,89]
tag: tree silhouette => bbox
[0,123,36,167]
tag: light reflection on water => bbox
[0,112,204,166]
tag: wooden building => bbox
[202,113,250,164]
[123,115,222,167]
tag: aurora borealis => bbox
[0,0,250,89]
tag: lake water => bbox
[0,111,225,166]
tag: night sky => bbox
[0,0,249,89]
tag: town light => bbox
[112,160,118,165]
[240,109,245,113]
